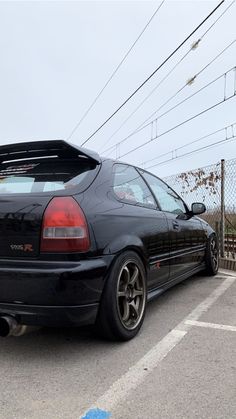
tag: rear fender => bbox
[103,234,148,272]
[103,234,144,254]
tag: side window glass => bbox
[113,164,156,209]
[141,171,186,214]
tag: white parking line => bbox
[81,275,236,418]
[185,319,236,332]
[85,329,186,418]
[178,275,236,328]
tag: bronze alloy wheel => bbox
[210,237,219,271]
[116,260,146,331]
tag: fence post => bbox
[220,159,225,258]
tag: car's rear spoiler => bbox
[0,140,101,165]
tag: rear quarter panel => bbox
[76,161,170,289]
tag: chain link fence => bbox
[163,158,236,259]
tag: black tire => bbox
[96,251,147,341]
[205,235,219,276]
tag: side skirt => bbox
[147,264,205,302]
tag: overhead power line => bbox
[151,67,235,123]
[100,48,196,152]
[100,0,235,151]
[100,48,195,152]
[66,0,165,141]
[146,133,236,169]
[104,40,236,155]
[141,122,236,168]
[140,39,236,128]
[200,0,235,38]
[79,0,225,147]
[118,92,236,159]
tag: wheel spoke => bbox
[132,288,143,298]
[213,255,218,264]
[129,299,139,320]
[122,300,130,322]
[129,266,139,286]
[122,266,130,285]
[210,239,219,269]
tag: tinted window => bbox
[141,171,186,214]
[0,159,96,194]
[113,164,156,208]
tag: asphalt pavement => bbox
[0,269,235,419]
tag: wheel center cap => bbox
[126,287,133,301]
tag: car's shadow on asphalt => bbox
[0,273,221,359]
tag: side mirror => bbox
[191,202,206,215]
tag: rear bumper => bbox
[0,255,114,326]
[0,302,99,327]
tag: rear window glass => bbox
[0,159,96,194]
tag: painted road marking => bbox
[185,319,236,332]
[177,275,236,329]
[91,330,185,413]
[81,275,236,418]
[80,329,186,419]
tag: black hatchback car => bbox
[0,140,218,340]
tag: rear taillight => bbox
[40,197,90,252]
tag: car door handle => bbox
[172,221,180,230]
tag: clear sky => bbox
[0,0,235,177]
